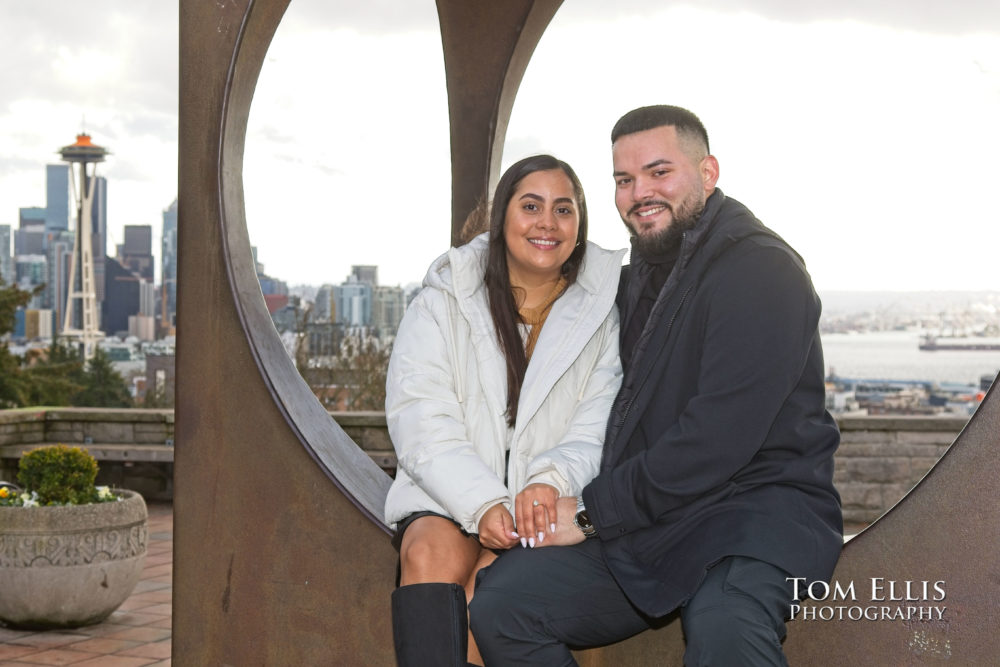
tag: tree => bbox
[74,348,133,408]
[335,335,391,411]
[0,279,41,408]
[20,341,86,407]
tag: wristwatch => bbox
[573,498,597,538]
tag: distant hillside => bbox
[818,291,1000,317]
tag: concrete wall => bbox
[0,408,175,501]
[835,416,964,532]
[0,408,966,531]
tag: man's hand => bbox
[477,503,520,550]
[514,483,560,547]
[534,497,586,547]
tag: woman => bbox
[385,155,624,666]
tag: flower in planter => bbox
[0,448,148,630]
[2,445,121,507]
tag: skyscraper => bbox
[15,209,46,256]
[45,164,70,232]
[351,265,378,286]
[337,277,372,328]
[314,284,336,322]
[121,224,154,282]
[90,175,108,308]
[161,199,178,329]
[46,230,74,325]
[103,256,146,337]
[373,285,405,337]
[0,225,12,285]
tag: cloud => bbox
[568,0,1000,35]
[277,0,438,33]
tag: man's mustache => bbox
[628,200,672,217]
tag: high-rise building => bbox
[24,309,55,340]
[103,256,149,337]
[15,209,46,256]
[18,207,46,227]
[0,225,11,285]
[89,175,107,306]
[121,224,154,282]
[129,277,156,341]
[373,285,406,336]
[15,255,47,305]
[338,277,372,327]
[45,164,70,232]
[314,284,336,322]
[161,199,178,329]
[351,265,378,286]
[45,230,74,319]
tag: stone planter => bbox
[0,489,148,630]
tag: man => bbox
[469,105,843,665]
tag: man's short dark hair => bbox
[611,105,710,156]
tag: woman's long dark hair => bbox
[483,155,589,427]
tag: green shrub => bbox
[17,445,100,505]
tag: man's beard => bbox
[626,193,705,258]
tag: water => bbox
[821,330,1000,387]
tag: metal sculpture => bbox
[176,0,1000,663]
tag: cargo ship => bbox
[919,335,1000,351]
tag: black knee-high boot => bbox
[391,582,468,666]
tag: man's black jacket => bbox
[581,189,843,617]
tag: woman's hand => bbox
[534,497,586,547]
[515,483,559,547]
[477,503,520,550]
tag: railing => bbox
[0,408,965,529]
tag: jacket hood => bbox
[679,188,802,269]
[421,233,488,300]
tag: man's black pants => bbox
[470,538,793,666]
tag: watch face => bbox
[576,510,592,529]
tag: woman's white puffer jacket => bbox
[384,234,625,533]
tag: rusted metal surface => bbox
[176,1,564,664]
[176,0,999,663]
[781,379,1000,664]
[176,0,394,663]
[436,0,563,246]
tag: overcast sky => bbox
[3,1,999,292]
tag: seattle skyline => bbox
[3,1,999,291]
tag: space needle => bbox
[59,132,109,360]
